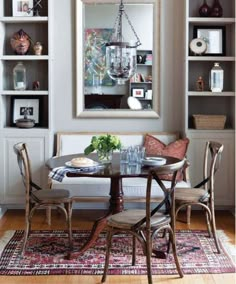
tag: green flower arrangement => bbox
[84,134,122,162]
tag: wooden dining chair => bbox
[175,141,224,253]
[101,159,185,284]
[13,142,73,256]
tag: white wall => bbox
[52,0,185,133]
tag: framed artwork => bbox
[84,28,115,87]
[132,88,144,98]
[11,96,42,126]
[193,26,226,56]
[12,0,34,17]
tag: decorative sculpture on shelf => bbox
[15,108,35,128]
[10,29,31,55]
[33,42,43,55]
[27,0,43,16]
[196,76,205,91]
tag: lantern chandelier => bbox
[106,0,142,85]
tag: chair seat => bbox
[32,189,70,201]
[175,188,209,203]
[107,209,170,230]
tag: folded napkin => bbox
[49,166,99,182]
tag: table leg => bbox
[67,176,124,259]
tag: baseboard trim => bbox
[0,206,7,219]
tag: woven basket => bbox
[193,115,226,130]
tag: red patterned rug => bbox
[0,230,235,276]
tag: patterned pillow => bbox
[143,134,190,181]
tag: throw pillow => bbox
[143,134,190,181]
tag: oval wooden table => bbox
[46,153,183,259]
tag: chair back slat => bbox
[203,141,224,194]
[13,143,33,200]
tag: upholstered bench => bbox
[50,132,190,209]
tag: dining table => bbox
[46,152,183,259]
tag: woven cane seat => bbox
[107,209,170,230]
[32,189,70,200]
[175,188,209,203]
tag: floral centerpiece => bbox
[84,134,122,163]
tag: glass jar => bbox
[13,62,26,90]
[210,62,224,92]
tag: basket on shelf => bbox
[193,115,226,130]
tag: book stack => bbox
[145,54,152,65]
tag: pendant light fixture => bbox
[106,0,141,85]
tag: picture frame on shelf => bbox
[11,96,42,126]
[12,0,34,17]
[132,88,144,98]
[193,26,226,56]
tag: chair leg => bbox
[146,229,153,284]
[204,207,212,238]
[186,205,191,225]
[46,206,51,226]
[168,226,183,278]
[65,202,73,250]
[210,206,221,253]
[101,230,113,283]
[132,235,136,266]
[21,220,30,256]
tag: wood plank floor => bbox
[0,209,235,284]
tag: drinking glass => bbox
[120,147,129,164]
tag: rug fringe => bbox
[217,229,236,264]
[0,230,15,256]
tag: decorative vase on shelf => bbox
[97,150,113,164]
[210,0,223,17]
[210,62,224,92]
[13,62,26,90]
[199,0,211,17]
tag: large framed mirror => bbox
[76,0,160,118]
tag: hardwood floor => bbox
[0,209,235,284]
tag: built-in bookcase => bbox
[184,0,235,208]
[0,0,51,206]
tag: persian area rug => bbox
[0,230,235,276]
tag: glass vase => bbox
[210,62,224,92]
[210,0,223,17]
[199,0,211,17]
[97,150,113,163]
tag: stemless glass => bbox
[120,147,129,164]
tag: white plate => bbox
[142,157,167,166]
[65,161,99,168]
[127,97,142,110]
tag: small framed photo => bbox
[193,26,226,56]
[11,96,42,126]
[132,88,144,98]
[12,0,34,17]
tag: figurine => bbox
[33,42,43,55]
[32,81,40,90]
[196,76,205,91]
